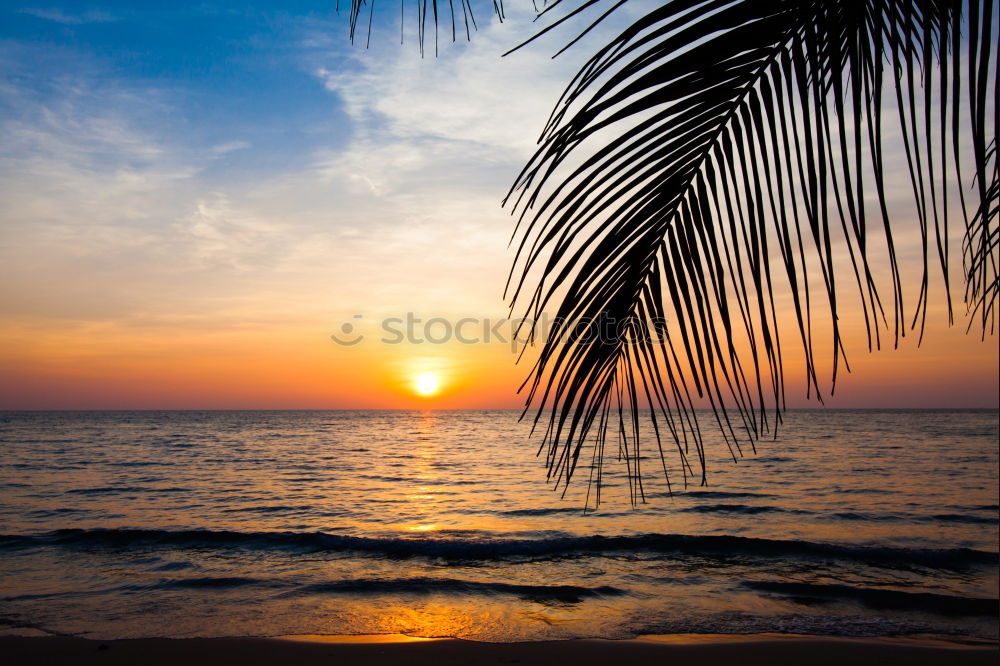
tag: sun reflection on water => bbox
[407,523,439,532]
[400,412,445,533]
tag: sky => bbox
[0,1,997,410]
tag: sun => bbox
[413,372,441,397]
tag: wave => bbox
[498,508,587,517]
[675,504,809,515]
[676,491,775,499]
[221,505,316,514]
[632,610,983,638]
[826,511,999,525]
[2,574,626,605]
[928,513,999,525]
[121,576,264,591]
[744,581,1000,617]
[66,486,191,495]
[292,577,626,603]
[1,528,995,570]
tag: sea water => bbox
[0,409,997,640]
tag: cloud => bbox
[312,13,576,162]
[20,7,118,25]
[210,140,251,156]
[173,193,290,271]
[0,5,656,331]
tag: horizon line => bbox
[2,406,997,412]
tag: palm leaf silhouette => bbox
[338,0,506,54]
[343,1,998,504]
[504,0,997,503]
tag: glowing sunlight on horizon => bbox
[413,372,443,397]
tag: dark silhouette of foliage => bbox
[342,1,998,505]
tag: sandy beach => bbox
[2,634,997,666]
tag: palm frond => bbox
[338,0,508,54]
[505,0,998,504]
[965,143,999,329]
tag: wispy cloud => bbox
[173,193,285,271]
[1,5,622,335]
[20,7,118,25]
[312,17,575,162]
[210,140,251,156]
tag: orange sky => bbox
[0,299,996,409]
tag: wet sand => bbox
[2,633,996,666]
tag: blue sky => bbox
[2,2,357,182]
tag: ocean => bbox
[0,409,997,641]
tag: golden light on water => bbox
[413,372,441,397]
[278,634,445,643]
[407,523,439,532]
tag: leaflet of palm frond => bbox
[505,0,997,505]
[965,144,999,332]
[338,0,506,54]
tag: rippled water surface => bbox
[0,409,997,640]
